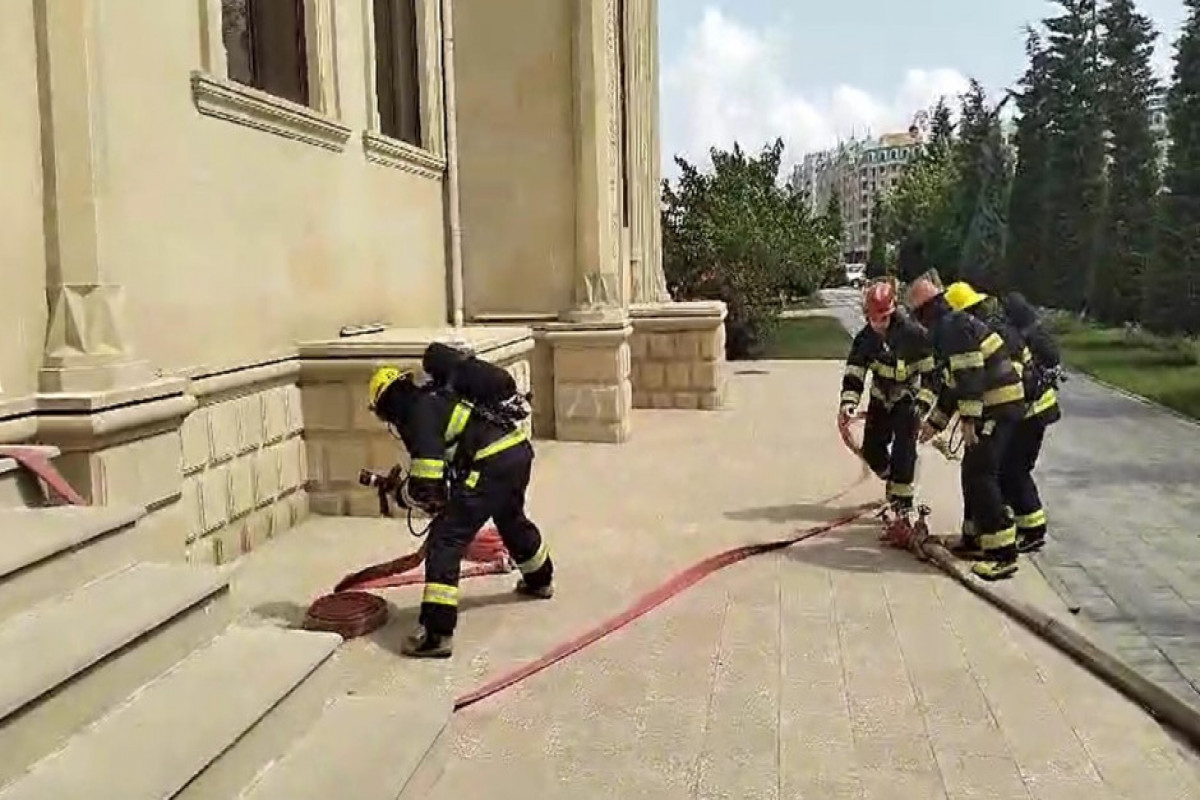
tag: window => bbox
[373,0,422,146]
[222,0,310,106]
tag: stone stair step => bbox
[0,505,145,579]
[236,694,452,800]
[0,625,341,800]
[0,561,229,721]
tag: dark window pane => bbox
[374,0,422,146]
[221,0,309,107]
[251,0,309,106]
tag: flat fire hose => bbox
[452,501,879,711]
[921,541,1200,751]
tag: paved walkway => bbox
[821,286,1200,704]
[237,361,1200,799]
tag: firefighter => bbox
[908,277,1025,580]
[945,284,1062,553]
[366,366,554,658]
[839,280,938,511]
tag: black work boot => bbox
[1017,531,1046,553]
[400,624,453,658]
[951,523,985,560]
[515,578,554,600]
[972,544,1018,581]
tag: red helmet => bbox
[863,280,896,325]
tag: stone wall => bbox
[297,327,535,517]
[629,301,727,410]
[541,321,633,443]
[177,359,309,565]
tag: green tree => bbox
[1042,0,1107,312]
[1006,27,1056,301]
[866,193,889,276]
[929,99,955,152]
[882,134,961,278]
[661,140,839,358]
[1144,0,1200,334]
[1095,0,1161,324]
[959,97,1014,291]
[820,193,845,256]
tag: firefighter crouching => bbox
[366,365,555,658]
[908,277,1024,580]
[945,282,1062,554]
[840,280,938,511]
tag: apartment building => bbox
[792,128,923,261]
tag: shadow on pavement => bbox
[725,502,869,524]
[781,524,936,576]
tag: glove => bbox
[919,422,938,444]
[403,476,446,514]
[960,419,979,447]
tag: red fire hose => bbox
[452,501,878,711]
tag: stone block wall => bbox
[300,336,534,517]
[629,302,728,410]
[177,363,309,565]
[543,321,633,443]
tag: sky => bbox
[658,0,1188,176]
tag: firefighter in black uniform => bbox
[365,366,554,658]
[839,280,938,510]
[909,277,1025,580]
[946,283,1063,553]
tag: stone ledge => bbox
[297,325,533,361]
[38,381,196,450]
[630,300,727,319]
[190,71,352,152]
[362,131,446,178]
[0,397,38,445]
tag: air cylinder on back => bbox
[422,341,518,407]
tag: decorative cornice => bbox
[190,71,352,152]
[362,131,446,178]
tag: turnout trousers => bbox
[421,441,554,636]
[860,397,920,509]
[960,418,1019,578]
[999,413,1050,550]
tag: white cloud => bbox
[662,7,971,173]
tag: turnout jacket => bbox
[841,312,938,417]
[377,387,529,494]
[922,301,1026,433]
[973,296,1061,424]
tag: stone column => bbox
[544,0,634,443]
[625,0,669,304]
[564,0,624,324]
[32,2,189,536]
[36,0,152,394]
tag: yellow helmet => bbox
[945,281,987,312]
[367,366,409,410]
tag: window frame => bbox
[361,0,447,176]
[193,0,350,152]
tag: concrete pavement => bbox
[821,284,1200,704]
[233,361,1200,799]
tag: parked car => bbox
[844,263,866,289]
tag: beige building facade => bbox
[0,0,726,563]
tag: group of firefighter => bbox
[839,273,1063,581]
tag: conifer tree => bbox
[1095,0,1161,324]
[1144,0,1200,334]
[1042,0,1107,312]
[1006,28,1055,302]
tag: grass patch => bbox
[1056,322,1200,420]
[761,315,850,360]
[782,294,825,311]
